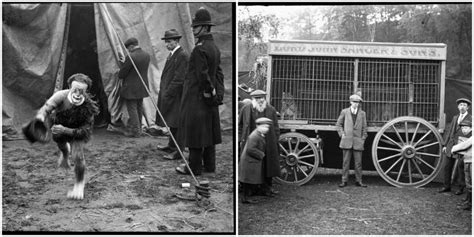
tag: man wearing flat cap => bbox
[451,119,472,210]
[336,93,368,187]
[439,98,471,194]
[156,29,189,160]
[118,37,151,137]
[176,7,225,175]
[238,90,281,196]
[239,117,273,204]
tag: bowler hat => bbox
[250,90,266,97]
[161,29,182,40]
[456,98,471,106]
[22,118,51,143]
[191,7,215,27]
[256,117,273,125]
[124,37,138,48]
[349,94,363,102]
[459,119,472,127]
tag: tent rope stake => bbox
[99,4,202,189]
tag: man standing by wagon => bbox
[439,98,471,194]
[156,29,189,160]
[175,7,225,175]
[336,93,368,188]
[118,37,150,137]
[238,90,280,196]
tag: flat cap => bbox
[349,94,363,102]
[459,119,472,127]
[256,117,273,125]
[250,89,266,97]
[456,98,471,106]
[124,37,138,48]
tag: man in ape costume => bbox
[34,73,99,200]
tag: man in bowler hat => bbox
[439,98,471,194]
[176,7,225,175]
[156,29,189,160]
[336,93,368,187]
[118,37,151,137]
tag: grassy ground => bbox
[239,168,472,235]
[3,128,234,233]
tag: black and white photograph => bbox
[238,4,472,235]
[2,2,234,233]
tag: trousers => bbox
[342,149,363,183]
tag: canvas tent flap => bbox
[2,3,68,130]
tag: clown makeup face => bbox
[165,39,178,51]
[458,102,469,114]
[68,80,88,106]
[256,124,270,135]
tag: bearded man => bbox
[238,89,280,196]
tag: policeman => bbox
[176,7,225,175]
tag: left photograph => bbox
[2,2,234,233]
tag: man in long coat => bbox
[156,29,189,160]
[238,90,280,195]
[336,93,368,187]
[118,37,150,137]
[439,98,471,194]
[176,7,224,175]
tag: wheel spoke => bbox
[407,159,413,183]
[396,159,406,182]
[381,134,403,148]
[294,167,298,181]
[417,152,440,158]
[384,157,404,174]
[405,121,409,146]
[377,146,402,152]
[284,170,289,180]
[296,164,309,177]
[279,143,289,155]
[287,138,293,153]
[415,141,439,151]
[414,156,435,170]
[411,159,425,179]
[410,122,421,145]
[296,144,311,156]
[391,124,406,145]
[298,160,315,168]
[294,138,301,154]
[413,130,432,148]
[298,154,316,159]
[378,153,402,163]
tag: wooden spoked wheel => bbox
[372,116,443,188]
[276,132,319,186]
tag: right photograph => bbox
[238,4,472,235]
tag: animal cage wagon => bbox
[267,39,447,187]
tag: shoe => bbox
[438,187,451,193]
[355,182,368,187]
[163,152,179,160]
[270,188,279,195]
[338,182,347,188]
[175,164,200,176]
[455,188,464,195]
[157,145,175,153]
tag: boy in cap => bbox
[336,93,368,187]
[239,117,273,204]
[439,98,471,194]
[118,37,151,137]
[451,119,472,210]
[156,29,189,160]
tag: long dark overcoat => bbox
[157,47,188,128]
[118,47,150,99]
[239,129,265,184]
[445,113,472,157]
[180,33,224,148]
[238,103,281,178]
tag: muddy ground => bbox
[239,168,472,235]
[2,128,234,233]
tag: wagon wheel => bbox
[372,116,443,188]
[276,132,319,186]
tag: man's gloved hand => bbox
[51,125,73,136]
